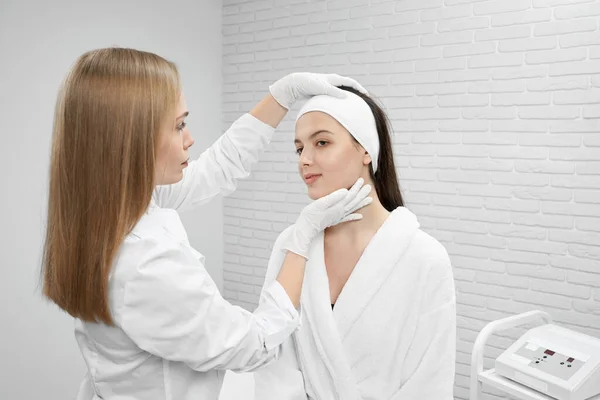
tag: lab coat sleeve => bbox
[260,225,297,288]
[254,225,308,399]
[254,337,308,400]
[391,254,457,400]
[153,113,275,212]
[117,236,300,373]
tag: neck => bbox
[325,185,390,240]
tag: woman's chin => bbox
[307,190,319,201]
[307,187,324,200]
[166,172,184,185]
[307,185,340,201]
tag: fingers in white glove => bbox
[323,73,369,96]
[342,177,370,210]
[269,72,369,110]
[281,176,373,258]
[344,184,372,213]
[347,177,365,198]
[338,213,364,224]
[346,196,373,215]
[320,188,349,208]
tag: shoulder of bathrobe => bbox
[411,228,453,278]
[392,205,450,267]
[411,228,456,304]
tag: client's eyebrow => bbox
[294,130,333,144]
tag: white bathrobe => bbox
[254,206,457,400]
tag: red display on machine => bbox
[544,349,555,356]
[567,357,574,363]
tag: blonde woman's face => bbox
[155,93,194,185]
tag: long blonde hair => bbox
[42,48,181,325]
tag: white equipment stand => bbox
[470,310,600,400]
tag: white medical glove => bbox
[281,178,373,259]
[269,72,369,110]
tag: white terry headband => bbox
[295,91,380,173]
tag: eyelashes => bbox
[296,140,329,155]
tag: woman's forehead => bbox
[176,93,188,113]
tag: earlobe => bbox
[363,154,372,166]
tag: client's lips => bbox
[303,173,321,184]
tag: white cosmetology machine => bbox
[470,310,600,400]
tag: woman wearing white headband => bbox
[40,48,373,400]
[254,86,457,400]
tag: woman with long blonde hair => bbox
[41,47,371,400]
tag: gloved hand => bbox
[269,72,369,110]
[281,178,373,259]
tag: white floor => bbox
[219,371,255,400]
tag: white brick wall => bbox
[221,0,600,398]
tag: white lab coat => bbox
[74,113,301,400]
[254,206,457,400]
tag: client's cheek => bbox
[308,182,332,200]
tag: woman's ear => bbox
[363,152,372,167]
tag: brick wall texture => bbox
[221,1,600,398]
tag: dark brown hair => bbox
[338,85,404,212]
